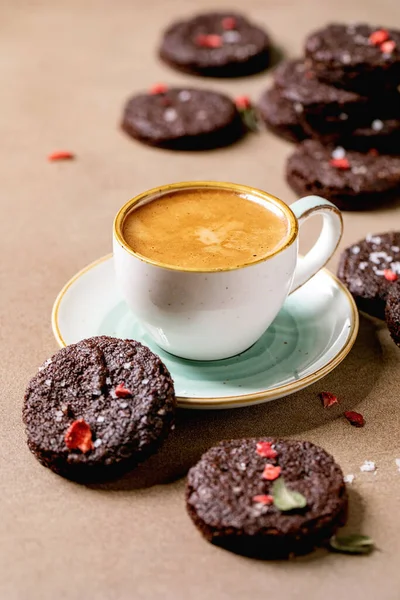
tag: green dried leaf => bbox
[272,478,307,511]
[329,534,374,555]
[240,107,260,133]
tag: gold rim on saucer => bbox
[51,254,359,408]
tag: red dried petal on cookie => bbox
[262,464,281,480]
[253,494,274,505]
[48,151,75,161]
[221,17,237,30]
[384,269,398,282]
[149,83,168,95]
[115,383,132,398]
[329,158,350,170]
[64,419,94,453]
[256,441,278,458]
[195,34,223,48]
[319,391,339,408]
[235,95,251,110]
[368,29,389,46]
[344,411,365,427]
[380,40,396,54]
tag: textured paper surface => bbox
[1,1,400,598]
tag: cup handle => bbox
[289,195,343,294]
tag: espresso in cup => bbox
[114,182,342,360]
[122,188,289,270]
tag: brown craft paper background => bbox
[1,1,400,598]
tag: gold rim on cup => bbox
[113,181,299,273]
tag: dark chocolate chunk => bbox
[121,87,244,150]
[186,438,347,559]
[159,12,271,77]
[286,140,400,210]
[338,232,400,318]
[23,337,176,480]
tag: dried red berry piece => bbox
[329,158,350,170]
[48,151,75,161]
[149,83,168,95]
[256,441,278,459]
[344,411,365,427]
[368,148,379,156]
[384,269,398,282]
[64,419,94,453]
[235,95,251,110]
[380,40,396,54]
[253,494,274,505]
[262,464,281,480]
[115,383,132,398]
[221,17,237,30]
[319,391,339,408]
[368,29,389,46]
[195,34,223,48]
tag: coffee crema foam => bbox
[122,188,289,270]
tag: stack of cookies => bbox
[259,23,400,210]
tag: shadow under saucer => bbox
[88,314,382,492]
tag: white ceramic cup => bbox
[113,182,342,361]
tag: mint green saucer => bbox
[52,255,358,409]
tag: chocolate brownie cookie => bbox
[286,140,400,210]
[186,438,347,558]
[257,86,307,143]
[303,117,400,153]
[343,118,400,154]
[338,232,400,318]
[121,86,244,150]
[305,24,400,94]
[159,12,271,77]
[271,60,400,149]
[273,59,372,139]
[386,281,400,346]
[23,337,176,480]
